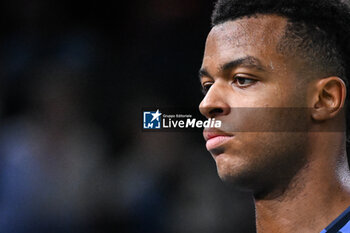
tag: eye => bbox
[232,76,257,87]
[201,82,213,95]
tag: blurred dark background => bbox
[0,0,255,232]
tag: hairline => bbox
[211,14,329,81]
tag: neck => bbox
[254,134,350,233]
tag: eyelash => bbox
[233,76,257,87]
[201,76,257,95]
[201,82,213,95]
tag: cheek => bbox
[215,132,308,181]
[232,85,301,108]
[270,76,308,107]
[222,104,309,134]
[224,83,285,108]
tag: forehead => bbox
[204,14,288,70]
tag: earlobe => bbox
[311,77,346,121]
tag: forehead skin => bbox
[202,14,310,107]
[204,14,288,71]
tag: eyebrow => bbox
[198,56,267,80]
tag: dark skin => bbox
[199,14,350,233]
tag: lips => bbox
[203,129,234,151]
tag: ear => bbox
[312,77,346,121]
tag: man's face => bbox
[199,15,310,195]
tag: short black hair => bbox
[211,0,350,154]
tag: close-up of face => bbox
[199,14,314,196]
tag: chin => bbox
[214,154,263,191]
[215,154,248,182]
[217,169,259,192]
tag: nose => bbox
[199,82,230,119]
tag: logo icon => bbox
[143,109,162,129]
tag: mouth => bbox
[203,130,234,151]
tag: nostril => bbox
[209,108,224,117]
